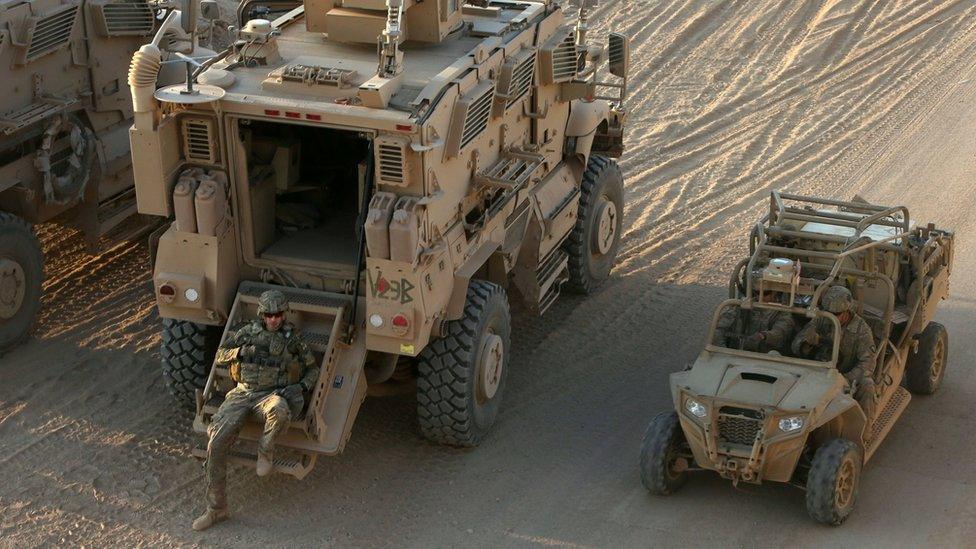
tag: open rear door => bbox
[192,281,369,477]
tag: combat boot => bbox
[192,508,230,531]
[256,452,273,477]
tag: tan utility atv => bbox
[129,0,630,475]
[640,192,954,525]
[0,0,222,352]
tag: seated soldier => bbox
[193,290,319,532]
[712,262,796,354]
[792,285,876,427]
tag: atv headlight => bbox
[778,416,804,432]
[685,398,708,418]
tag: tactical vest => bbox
[227,321,302,391]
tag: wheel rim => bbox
[592,196,618,256]
[0,257,27,320]
[930,336,946,383]
[665,442,687,481]
[835,457,857,510]
[477,332,504,403]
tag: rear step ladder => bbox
[193,281,369,476]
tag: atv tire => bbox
[0,213,44,354]
[417,280,511,447]
[905,321,948,395]
[639,411,689,495]
[564,155,624,294]
[161,318,221,409]
[806,438,862,525]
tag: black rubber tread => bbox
[564,155,625,295]
[639,411,689,495]
[416,280,511,447]
[0,212,44,353]
[160,319,221,408]
[805,438,862,525]
[905,321,948,395]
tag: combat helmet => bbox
[821,286,853,314]
[257,290,288,316]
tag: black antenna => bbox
[347,140,375,341]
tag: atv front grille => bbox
[717,408,763,445]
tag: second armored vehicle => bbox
[130,0,630,474]
[0,0,220,352]
[640,192,954,524]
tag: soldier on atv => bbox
[712,260,797,354]
[193,290,319,531]
[792,285,876,426]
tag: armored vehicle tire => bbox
[161,319,221,409]
[417,280,511,447]
[564,155,624,295]
[905,322,948,395]
[0,213,44,354]
[639,411,689,495]
[806,438,862,525]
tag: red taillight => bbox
[306,113,322,121]
[285,111,301,119]
[159,284,176,296]
[392,314,409,328]
[395,124,413,133]
[264,109,280,116]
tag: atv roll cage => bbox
[721,192,921,378]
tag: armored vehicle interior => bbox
[238,119,370,271]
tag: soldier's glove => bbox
[279,383,304,401]
[743,332,766,352]
[803,330,820,346]
[239,344,257,359]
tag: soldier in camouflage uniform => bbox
[193,290,319,531]
[712,262,796,354]
[792,285,877,428]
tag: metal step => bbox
[865,386,911,461]
[191,444,317,480]
[0,97,77,135]
[536,249,568,315]
[195,282,369,461]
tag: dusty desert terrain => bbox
[3,0,976,546]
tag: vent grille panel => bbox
[461,86,493,150]
[376,139,408,187]
[550,33,578,83]
[182,118,219,165]
[717,414,762,446]
[507,52,536,108]
[101,2,155,36]
[25,6,79,62]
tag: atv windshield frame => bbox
[704,299,843,368]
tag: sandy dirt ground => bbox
[3,0,976,546]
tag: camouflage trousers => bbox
[204,386,304,511]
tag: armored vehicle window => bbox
[240,120,371,269]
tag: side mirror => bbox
[608,33,630,79]
[180,0,198,34]
[201,0,220,20]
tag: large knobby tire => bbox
[0,213,44,353]
[161,318,221,408]
[639,411,689,495]
[905,322,948,395]
[806,439,862,525]
[417,280,511,447]
[564,155,624,294]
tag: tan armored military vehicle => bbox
[0,0,220,351]
[129,0,630,473]
[640,192,954,524]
